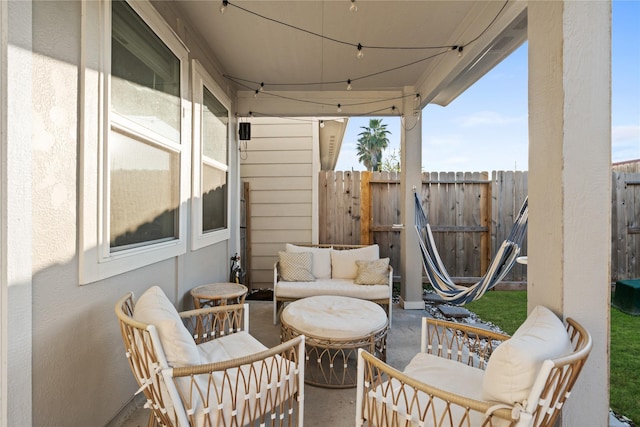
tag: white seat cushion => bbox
[275,278,390,300]
[482,305,573,404]
[370,353,511,427]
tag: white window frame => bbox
[80,0,190,284]
[191,60,231,250]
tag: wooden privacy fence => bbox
[319,171,528,285]
[319,170,640,284]
[612,171,640,282]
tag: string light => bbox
[254,89,259,98]
[226,75,419,111]
[356,43,364,59]
[347,79,352,91]
[349,0,357,12]
[457,46,464,57]
[414,93,421,108]
[320,120,325,128]
[259,82,264,92]
[337,104,342,113]
[219,0,228,14]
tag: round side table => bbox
[190,282,248,309]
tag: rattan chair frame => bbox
[115,292,306,427]
[281,316,388,388]
[355,317,592,427]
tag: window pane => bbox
[111,0,180,142]
[202,87,228,163]
[202,164,227,233]
[109,130,179,249]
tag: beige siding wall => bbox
[240,118,317,288]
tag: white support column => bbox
[399,87,423,309]
[1,1,33,425]
[528,2,610,426]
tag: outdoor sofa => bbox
[273,243,393,325]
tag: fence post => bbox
[360,171,372,244]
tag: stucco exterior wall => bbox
[29,1,238,425]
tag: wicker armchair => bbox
[356,309,592,427]
[115,288,305,427]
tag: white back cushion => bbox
[482,305,573,404]
[286,243,332,279]
[134,286,200,367]
[330,245,379,279]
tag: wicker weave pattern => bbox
[116,293,305,427]
[356,317,592,427]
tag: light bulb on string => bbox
[337,104,342,113]
[219,0,228,14]
[259,82,264,92]
[320,120,325,128]
[349,0,357,12]
[347,79,352,91]
[356,43,364,59]
[414,93,421,108]
[390,106,396,114]
[457,46,464,57]
[254,89,259,98]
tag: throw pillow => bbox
[330,245,380,279]
[482,305,573,404]
[278,251,315,282]
[133,286,200,367]
[285,243,332,279]
[354,258,390,285]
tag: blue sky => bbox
[335,1,640,172]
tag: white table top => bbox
[281,295,387,339]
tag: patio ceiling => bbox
[168,0,527,117]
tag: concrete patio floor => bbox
[113,300,429,427]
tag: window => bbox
[80,0,190,284]
[191,60,231,249]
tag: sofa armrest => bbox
[420,317,509,369]
[179,303,249,344]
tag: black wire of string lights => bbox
[220,0,509,111]
[228,75,420,116]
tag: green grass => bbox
[463,290,640,425]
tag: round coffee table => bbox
[280,295,388,388]
[190,282,248,309]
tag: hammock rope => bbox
[414,193,528,305]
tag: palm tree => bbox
[356,119,391,171]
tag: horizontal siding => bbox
[251,123,312,138]
[245,137,313,151]
[251,190,311,204]
[252,242,288,256]
[240,119,316,290]
[244,177,312,191]
[241,164,311,177]
[251,203,311,217]
[252,229,311,244]
[252,216,311,230]
[241,149,312,165]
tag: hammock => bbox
[414,193,528,305]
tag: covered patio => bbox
[1,0,610,425]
